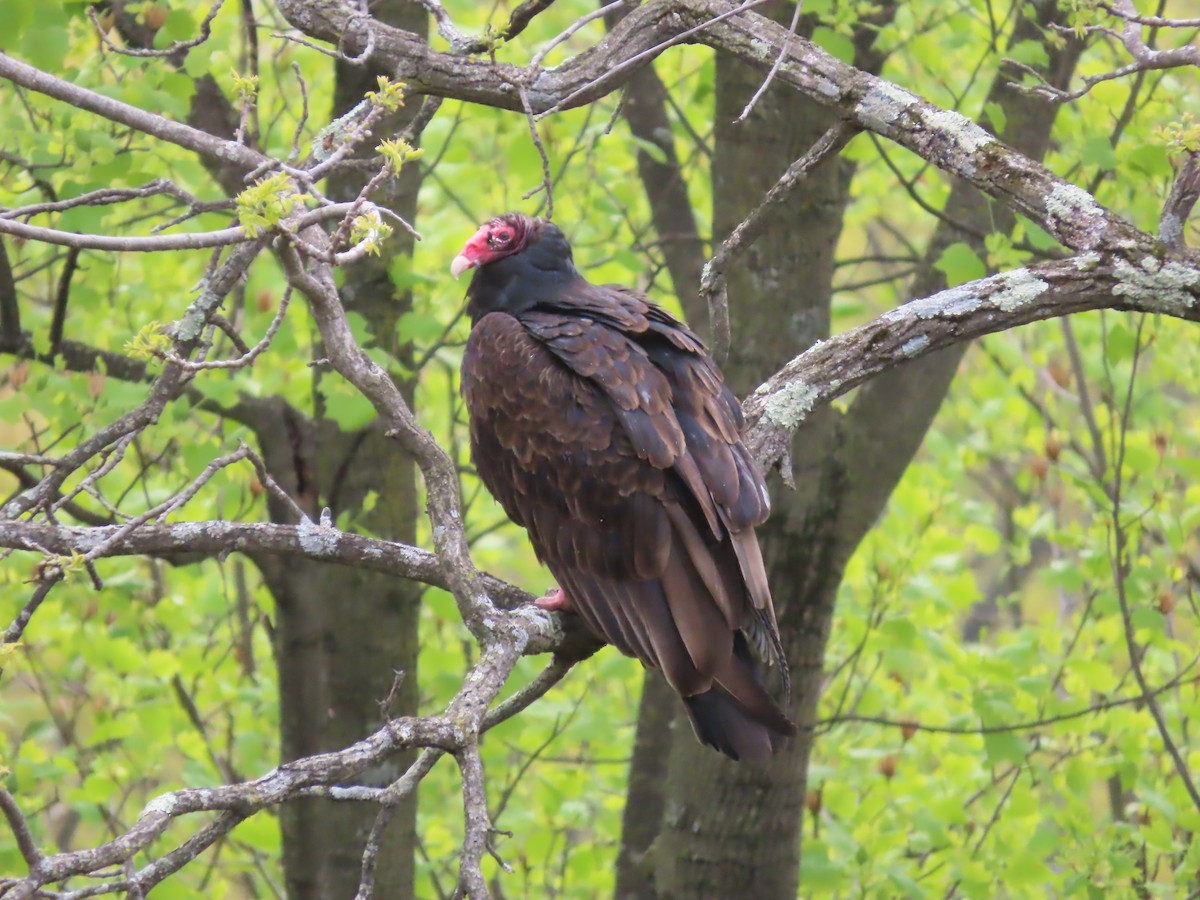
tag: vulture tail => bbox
[681,635,796,763]
[683,687,790,763]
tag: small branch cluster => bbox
[1010,0,1200,103]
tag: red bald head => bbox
[450,214,536,278]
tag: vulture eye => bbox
[489,228,514,249]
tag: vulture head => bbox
[450,214,579,277]
[451,214,580,318]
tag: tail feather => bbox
[682,635,796,763]
[682,686,792,763]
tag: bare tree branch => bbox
[0,519,535,611]
[0,52,265,172]
[0,203,370,253]
[744,252,1200,475]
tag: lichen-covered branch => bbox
[743,250,1200,474]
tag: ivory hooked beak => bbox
[450,254,473,279]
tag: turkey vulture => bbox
[453,213,795,761]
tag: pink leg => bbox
[534,586,571,611]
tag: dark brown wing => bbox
[462,297,793,761]
[532,284,784,669]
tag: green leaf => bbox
[162,8,198,43]
[813,27,855,65]
[879,617,918,648]
[798,842,847,890]
[397,311,446,343]
[631,136,669,165]
[1128,143,1170,178]
[0,0,33,51]
[1008,39,1050,68]
[1105,322,1137,364]
[1019,216,1061,250]
[1080,136,1118,171]
[982,101,1007,136]
[324,387,377,432]
[982,730,1027,766]
[934,242,986,286]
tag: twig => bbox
[156,287,292,371]
[818,660,1198,735]
[209,312,251,355]
[1,181,198,221]
[355,656,577,898]
[287,62,310,163]
[529,1,631,69]
[1013,0,1200,103]
[0,519,537,609]
[495,0,559,43]
[79,446,259,563]
[1159,151,1200,249]
[483,656,578,729]
[2,240,264,520]
[87,0,227,59]
[0,52,265,172]
[518,87,554,219]
[0,203,359,253]
[0,788,42,871]
[1099,1,1200,29]
[415,0,480,51]
[537,0,770,119]
[1059,316,1107,479]
[1108,316,1200,815]
[699,121,857,361]
[2,569,63,646]
[734,0,803,123]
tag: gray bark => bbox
[266,4,428,897]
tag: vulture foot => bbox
[533,586,571,611]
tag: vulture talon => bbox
[533,587,570,611]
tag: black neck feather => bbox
[466,223,583,324]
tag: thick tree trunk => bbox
[654,12,850,890]
[258,3,429,897]
[638,3,1080,897]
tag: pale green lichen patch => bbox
[856,81,919,132]
[1113,256,1199,314]
[170,279,222,342]
[922,108,994,175]
[143,795,178,817]
[1045,182,1106,247]
[313,99,371,161]
[991,268,1049,311]
[900,333,930,356]
[815,76,841,99]
[748,38,774,62]
[298,516,340,555]
[1160,212,1184,248]
[884,283,983,322]
[757,378,819,430]
[1073,251,1101,270]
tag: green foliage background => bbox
[3,0,1200,896]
